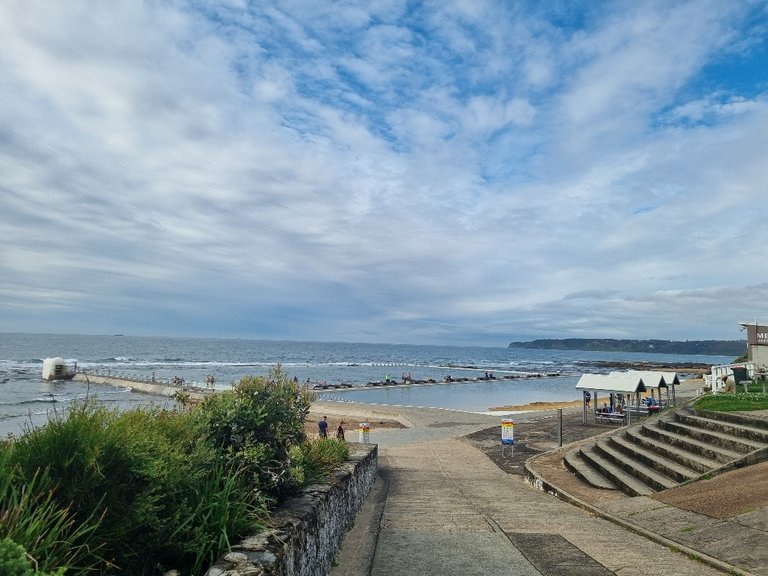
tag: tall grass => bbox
[6,402,268,574]
[290,438,350,486]
[0,445,103,573]
[166,462,265,575]
[2,369,349,575]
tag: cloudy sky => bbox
[2,1,767,346]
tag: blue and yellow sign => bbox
[501,419,514,445]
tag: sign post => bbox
[501,419,514,445]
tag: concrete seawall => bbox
[72,373,212,402]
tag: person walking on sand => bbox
[318,415,329,438]
[336,421,345,441]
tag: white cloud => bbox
[0,0,767,344]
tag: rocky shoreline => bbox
[578,360,713,374]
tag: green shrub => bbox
[0,537,67,576]
[7,402,267,575]
[2,367,342,575]
[10,403,158,571]
[693,392,768,412]
[0,441,103,574]
[194,366,312,500]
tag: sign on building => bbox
[746,324,768,347]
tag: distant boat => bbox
[42,357,76,381]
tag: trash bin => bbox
[732,367,749,384]
[358,422,370,443]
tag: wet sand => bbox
[488,399,583,412]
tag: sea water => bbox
[0,333,731,437]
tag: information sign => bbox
[501,419,514,445]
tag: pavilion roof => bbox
[576,373,647,393]
[610,370,680,387]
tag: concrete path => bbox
[332,433,726,576]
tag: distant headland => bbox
[508,338,745,357]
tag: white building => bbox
[42,357,75,381]
[707,321,767,392]
[740,321,768,371]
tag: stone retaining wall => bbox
[205,443,378,576]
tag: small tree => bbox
[194,366,312,500]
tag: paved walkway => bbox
[333,435,728,576]
[330,392,764,576]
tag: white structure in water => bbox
[42,357,76,381]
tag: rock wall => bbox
[205,443,378,576]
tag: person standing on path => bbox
[318,415,329,438]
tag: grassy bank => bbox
[693,392,768,412]
[0,367,348,575]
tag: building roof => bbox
[611,370,679,387]
[575,373,647,393]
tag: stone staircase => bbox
[565,405,768,496]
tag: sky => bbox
[1,0,768,347]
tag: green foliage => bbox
[6,402,266,575]
[0,537,67,576]
[164,461,267,576]
[291,438,350,486]
[194,366,312,500]
[693,392,768,412]
[1,366,344,575]
[171,389,192,408]
[0,441,103,574]
[745,380,768,393]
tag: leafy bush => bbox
[0,537,67,576]
[193,366,312,500]
[7,402,266,575]
[2,366,347,575]
[693,392,768,412]
[0,441,103,574]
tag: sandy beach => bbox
[306,377,709,435]
[305,397,587,438]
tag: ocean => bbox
[0,333,731,437]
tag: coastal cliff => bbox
[508,338,745,357]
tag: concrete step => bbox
[594,439,679,492]
[676,408,768,444]
[608,434,700,484]
[641,421,742,464]
[579,445,654,497]
[694,407,768,431]
[624,426,720,474]
[563,448,618,490]
[659,417,765,454]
